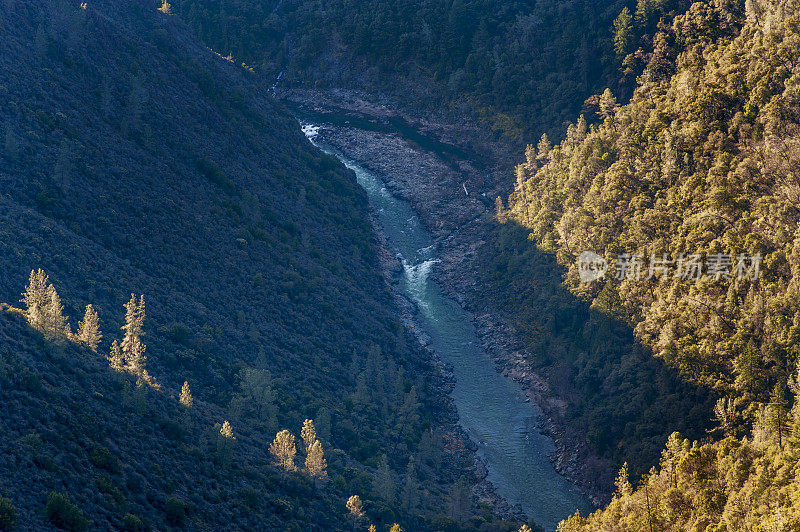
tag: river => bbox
[301,123,591,531]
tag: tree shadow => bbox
[476,218,715,486]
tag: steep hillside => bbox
[171,0,695,143]
[499,0,800,527]
[0,1,515,530]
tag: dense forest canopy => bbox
[500,0,800,528]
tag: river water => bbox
[302,123,591,531]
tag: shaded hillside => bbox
[172,0,695,143]
[0,1,517,529]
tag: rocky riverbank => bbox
[286,89,613,508]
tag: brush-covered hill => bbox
[0,1,515,530]
[498,0,800,528]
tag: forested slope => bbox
[498,0,800,527]
[0,1,514,530]
[171,0,694,143]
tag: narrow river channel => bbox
[302,123,591,531]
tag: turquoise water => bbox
[303,124,591,530]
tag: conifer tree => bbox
[77,304,101,351]
[345,495,364,527]
[613,7,634,59]
[712,397,738,438]
[301,419,317,453]
[536,133,551,161]
[108,340,124,371]
[374,454,395,504]
[660,432,688,488]
[216,420,235,464]
[230,366,275,424]
[42,284,69,342]
[305,440,327,481]
[401,456,419,514]
[121,294,146,378]
[270,430,297,473]
[21,269,51,330]
[179,381,193,408]
[220,420,235,439]
[614,462,632,497]
[519,526,533,532]
[769,383,789,447]
[634,0,655,28]
[389,524,402,532]
[599,88,618,122]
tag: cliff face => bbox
[0,2,483,530]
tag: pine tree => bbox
[42,284,69,342]
[179,381,193,408]
[121,294,146,378]
[660,432,688,488]
[599,88,618,122]
[536,133,551,161]
[301,419,317,453]
[230,366,275,424]
[769,383,789,447]
[21,269,50,330]
[220,420,235,439]
[519,526,533,532]
[77,304,101,351]
[270,430,296,473]
[401,456,419,514]
[634,0,655,28]
[613,7,634,59]
[389,524,402,532]
[712,397,738,438]
[216,420,235,464]
[305,440,327,481]
[615,462,632,497]
[108,340,124,371]
[346,495,364,527]
[374,454,395,503]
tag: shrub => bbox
[45,492,89,532]
[0,496,16,531]
[164,497,188,526]
[122,513,145,531]
[89,447,120,473]
[95,475,124,504]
